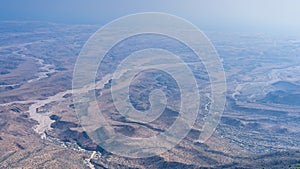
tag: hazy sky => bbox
[1,0,300,33]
